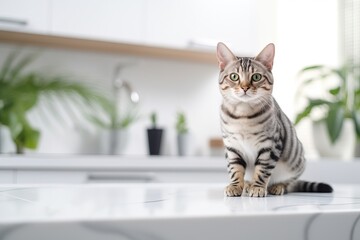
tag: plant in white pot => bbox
[89,103,138,154]
[295,64,360,159]
[175,111,190,156]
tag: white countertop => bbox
[1,183,360,240]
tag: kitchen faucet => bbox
[113,64,139,104]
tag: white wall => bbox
[274,0,340,158]
[0,0,340,157]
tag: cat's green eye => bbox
[251,73,262,82]
[229,73,239,81]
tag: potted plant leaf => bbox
[0,51,111,154]
[295,64,360,159]
[175,111,190,156]
[147,112,163,155]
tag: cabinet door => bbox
[0,170,14,183]
[16,171,87,184]
[155,171,227,183]
[86,171,227,183]
[51,0,146,44]
[0,0,50,33]
[145,0,260,54]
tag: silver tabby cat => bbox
[217,42,333,197]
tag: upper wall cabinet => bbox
[0,0,273,60]
[50,0,146,44]
[145,0,259,54]
[0,0,50,33]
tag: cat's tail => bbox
[288,180,333,193]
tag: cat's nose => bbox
[242,86,249,92]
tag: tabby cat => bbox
[216,42,333,197]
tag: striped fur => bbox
[217,42,333,197]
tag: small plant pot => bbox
[100,128,128,155]
[312,120,355,160]
[147,128,163,155]
[177,133,190,156]
[0,127,3,153]
[354,142,360,158]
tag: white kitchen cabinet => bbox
[50,0,146,44]
[0,170,14,183]
[152,171,227,183]
[0,156,228,184]
[2,156,360,185]
[86,171,227,183]
[0,0,273,61]
[0,0,49,33]
[13,170,226,184]
[16,170,87,184]
[145,0,260,54]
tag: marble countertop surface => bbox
[0,183,360,240]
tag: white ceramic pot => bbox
[312,119,355,160]
[0,127,3,153]
[177,133,191,156]
[99,128,128,155]
[0,126,15,154]
[354,142,360,158]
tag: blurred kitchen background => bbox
[0,0,358,160]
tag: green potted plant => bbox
[147,112,163,155]
[295,64,360,158]
[175,111,190,156]
[0,52,111,154]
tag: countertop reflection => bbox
[0,183,360,240]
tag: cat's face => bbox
[216,43,275,104]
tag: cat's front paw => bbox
[248,185,267,197]
[224,184,243,197]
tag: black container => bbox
[147,128,163,155]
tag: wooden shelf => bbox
[0,30,216,64]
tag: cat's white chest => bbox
[224,131,258,181]
[223,125,258,163]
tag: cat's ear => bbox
[216,42,237,71]
[255,43,275,71]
